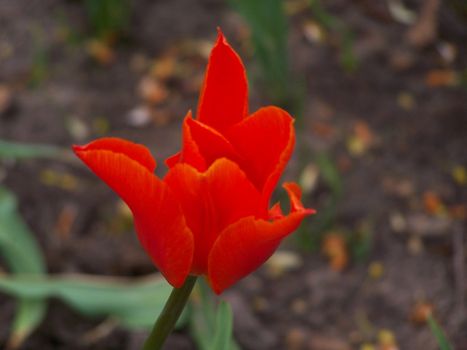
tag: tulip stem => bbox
[143,276,197,350]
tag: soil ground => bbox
[0,0,466,349]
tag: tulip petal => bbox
[74,137,157,172]
[208,182,315,294]
[185,117,240,165]
[227,106,295,206]
[73,138,193,287]
[164,158,263,275]
[197,29,248,132]
[165,111,207,171]
[165,152,181,168]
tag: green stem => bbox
[143,276,197,350]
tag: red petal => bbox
[197,29,248,132]
[227,106,295,206]
[185,117,240,166]
[268,202,283,220]
[165,152,181,168]
[169,111,207,171]
[164,158,263,275]
[73,138,193,287]
[208,182,315,294]
[73,137,156,172]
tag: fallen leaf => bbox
[397,92,416,111]
[85,39,115,65]
[66,116,89,141]
[265,250,302,278]
[138,77,169,105]
[449,204,466,220]
[354,120,374,145]
[150,55,177,80]
[452,165,467,186]
[0,40,13,60]
[388,0,416,24]
[407,213,451,237]
[337,154,352,173]
[129,53,150,73]
[382,177,415,197]
[40,169,79,191]
[322,233,348,271]
[303,20,326,44]
[425,69,458,87]
[82,318,119,345]
[284,0,309,15]
[368,261,384,280]
[437,42,458,65]
[126,106,152,127]
[406,0,440,48]
[378,329,398,349]
[423,191,445,215]
[410,301,434,326]
[311,120,336,139]
[0,84,14,117]
[389,212,407,233]
[407,236,424,255]
[347,137,366,156]
[252,296,269,312]
[389,49,417,71]
[285,327,307,350]
[347,120,375,156]
[299,163,319,195]
[54,203,78,238]
[92,117,109,136]
[290,298,307,315]
[151,108,172,127]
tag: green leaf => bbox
[210,301,234,350]
[84,0,130,39]
[0,274,184,330]
[190,280,239,350]
[8,299,47,349]
[0,186,47,347]
[0,139,68,161]
[230,0,291,106]
[308,0,358,73]
[315,153,342,198]
[427,315,453,350]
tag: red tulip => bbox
[73,30,315,294]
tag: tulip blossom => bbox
[73,30,315,294]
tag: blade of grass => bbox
[230,0,293,107]
[0,186,46,348]
[190,280,239,350]
[84,0,130,40]
[427,315,453,350]
[309,0,358,73]
[210,301,234,350]
[0,139,72,161]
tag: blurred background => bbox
[0,0,466,349]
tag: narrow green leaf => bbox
[0,187,45,273]
[427,315,453,350]
[0,139,68,161]
[8,300,47,349]
[0,274,185,330]
[315,153,342,198]
[190,280,239,350]
[0,186,47,347]
[230,0,292,106]
[210,301,234,350]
